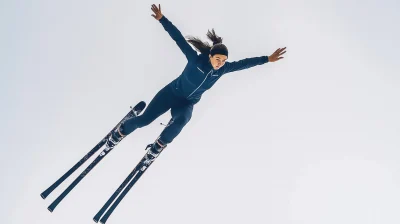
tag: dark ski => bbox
[41,101,146,201]
[93,119,173,223]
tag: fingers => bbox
[274,47,287,57]
[151,4,157,12]
[280,47,287,55]
[276,47,286,54]
[151,4,161,13]
[151,4,157,14]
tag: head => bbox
[186,29,229,70]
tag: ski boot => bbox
[105,124,126,150]
[144,139,167,166]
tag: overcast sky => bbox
[1,0,400,223]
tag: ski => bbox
[41,101,145,202]
[93,119,174,223]
[47,101,146,212]
[93,156,146,223]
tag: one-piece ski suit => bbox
[120,15,269,145]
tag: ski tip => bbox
[40,193,46,200]
[93,218,99,223]
[47,207,54,213]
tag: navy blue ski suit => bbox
[120,15,269,145]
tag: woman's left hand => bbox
[269,47,286,62]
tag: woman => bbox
[106,4,286,156]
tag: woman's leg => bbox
[106,84,181,149]
[120,84,182,135]
[157,102,194,145]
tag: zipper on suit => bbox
[187,69,213,98]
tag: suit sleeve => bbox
[159,16,197,62]
[222,56,269,74]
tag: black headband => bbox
[210,44,228,57]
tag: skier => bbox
[106,4,286,156]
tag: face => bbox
[209,54,228,70]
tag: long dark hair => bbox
[186,29,224,55]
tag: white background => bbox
[1,0,400,223]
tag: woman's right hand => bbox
[151,4,163,20]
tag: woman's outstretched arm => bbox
[151,4,197,62]
[222,47,286,74]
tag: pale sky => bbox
[1,0,400,223]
